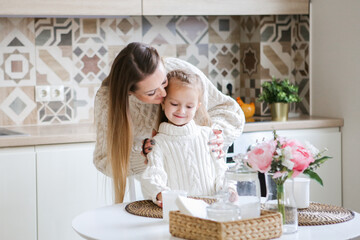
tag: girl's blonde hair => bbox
[157,70,211,128]
[103,42,160,203]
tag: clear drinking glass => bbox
[162,190,187,222]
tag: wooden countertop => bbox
[0,116,343,148]
[0,123,96,148]
[244,115,344,132]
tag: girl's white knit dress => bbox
[141,120,228,202]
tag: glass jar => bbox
[224,156,261,219]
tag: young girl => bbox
[141,70,228,205]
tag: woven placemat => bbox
[298,202,355,226]
[125,200,163,218]
[125,197,217,219]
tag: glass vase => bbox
[264,173,298,234]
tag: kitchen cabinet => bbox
[227,127,342,206]
[0,141,145,240]
[0,146,37,240]
[36,143,113,240]
[0,0,308,16]
[0,0,141,16]
[143,0,309,15]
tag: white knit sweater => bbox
[93,57,245,176]
[141,120,228,202]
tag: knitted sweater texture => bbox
[93,57,245,176]
[141,120,228,202]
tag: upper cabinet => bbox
[143,0,309,15]
[0,0,142,16]
[0,0,308,16]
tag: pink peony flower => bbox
[245,140,277,173]
[281,139,315,177]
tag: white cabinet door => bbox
[143,0,309,15]
[0,146,37,240]
[36,143,113,240]
[0,0,141,16]
[229,128,342,206]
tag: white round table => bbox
[72,203,360,240]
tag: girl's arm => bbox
[141,144,170,204]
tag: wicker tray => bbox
[298,202,355,226]
[169,210,282,240]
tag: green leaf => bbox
[303,169,324,186]
[310,156,332,167]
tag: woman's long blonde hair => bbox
[103,42,160,203]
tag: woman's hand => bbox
[209,129,225,159]
[141,138,155,164]
[142,129,157,164]
[155,192,163,208]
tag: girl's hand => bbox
[228,188,239,202]
[209,129,225,159]
[155,192,163,208]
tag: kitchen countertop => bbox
[0,116,343,148]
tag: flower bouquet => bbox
[243,130,331,233]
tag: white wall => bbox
[311,0,360,212]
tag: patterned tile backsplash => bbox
[0,15,309,126]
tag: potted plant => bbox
[257,77,301,121]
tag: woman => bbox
[93,42,245,203]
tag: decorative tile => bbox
[0,87,37,125]
[176,16,208,44]
[35,18,72,46]
[35,46,73,85]
[240,16,260,43]
[209,16,240,43]
[101,17,141,45]
[208,44,240,97]
[142,16,176,45]
[260,42,292,81]
[239,78,261,114]
[0,18,36,87]
[0,18,35,44]
[72,84,99,123]
[176,44,208,75]
[260,15,292,42]
[296,78,310,114]
[0,48,36,86]
[72,44,109,85]
[37,86,73,124]
[291,42,309,83]
[73,18,105,45]
[240,43,260,80]
[291,41,309,114]
[151,44,176,58]
[292,15,309,42]
[37,84,99,124]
